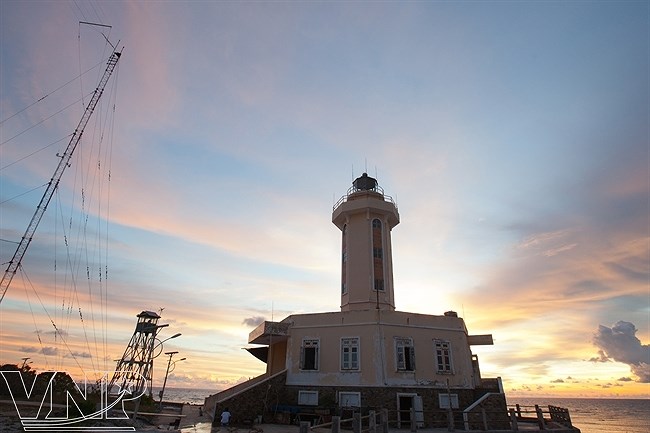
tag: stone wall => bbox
[463,393,510,430]
[208,371,288,426]
[207,376,508,429]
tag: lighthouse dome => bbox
[353,172,377,191]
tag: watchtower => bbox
[108,311,166,400]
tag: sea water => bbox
[153,387,216,406]
[511,398,648,433]
[158,389,649,433]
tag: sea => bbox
[157,388,649,433]
[511,398,649,433]
[153,387,216,406]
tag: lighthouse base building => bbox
[205,174,509,429]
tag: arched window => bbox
[372,219,384,291]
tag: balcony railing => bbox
[333,183,396,211]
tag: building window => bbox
[300,339,319,370]
[435,340,453,373]
[298,390,319,406]
[341,224,347,294]
[372,219,384,291]
[439,393,459,409]
[341,337,360,370]
[339,391,361,407]
[396,338,415,371]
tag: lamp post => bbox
[133,328,181,419]
[20,357,30,370]
[159,352,186,410]
[148,332,182,398]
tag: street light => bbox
[148,332,182,398]
[153,333,182,358]
[158,352,186,410]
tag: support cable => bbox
[0,58,106,125]
[18,265,85,375]
[0,135,72,171]
[0,49,121,304]
[0,91,94,147]
[0,183,48,206]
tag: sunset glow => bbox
[1,1,648,400]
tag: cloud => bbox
[592,321,650,382]
[40,347,58,356]
[617,377,633,382]
[67,351,92,359]
[19,346,59,356]
[43,329,68,337]
[242,316,266,327]
[516,229,578,258]
[588,350,610,363]
[550,378,564,383]
[542,243,578,257]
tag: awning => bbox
[245,347,269,363]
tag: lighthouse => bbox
[332,173,400,311]
[206,172,504,430]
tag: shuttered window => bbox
[396,338,415,371]
[341,337,360,370]
[434,340,453,373]
[300,339,319,370]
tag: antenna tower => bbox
[0,48,122,304]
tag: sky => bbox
[0,1,648,400]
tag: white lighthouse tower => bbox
[332,173,400,311]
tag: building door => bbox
[397,395,412,429]
[397,394,424,429]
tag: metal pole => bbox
[159,351,178,410]
[150,332,182,398]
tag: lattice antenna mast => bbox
[0,48,122,304]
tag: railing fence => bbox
[295,404,575,432]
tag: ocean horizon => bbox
[157,387,648,433]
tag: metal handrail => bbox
[333,183,396,211]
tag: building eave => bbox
[248,321,290,345]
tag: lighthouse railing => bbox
[333,186,396,211]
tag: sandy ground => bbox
[172,404,309,433]
[169,405,455,433]
[143,404,308,433]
